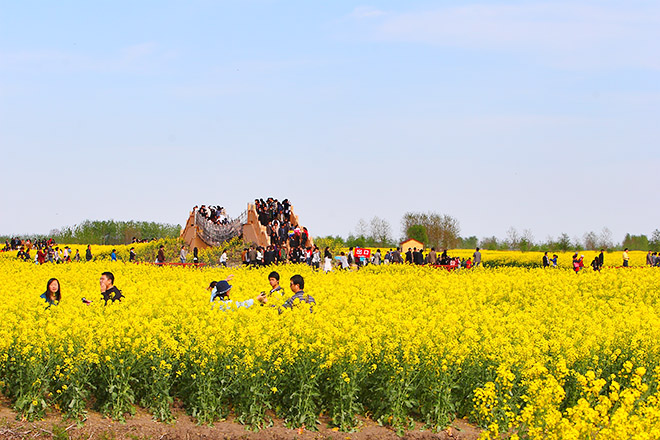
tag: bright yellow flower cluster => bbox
[0,248,659,437]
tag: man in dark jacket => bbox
[100,271,124,305]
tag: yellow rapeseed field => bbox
[0,247,659,439]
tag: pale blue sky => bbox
[1,1,659,243]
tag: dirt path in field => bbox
[0,402,480,440]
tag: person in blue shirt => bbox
[111,249,117,262]
[40,278,61,308]
[210,279,267,310]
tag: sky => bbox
[1,0,659,244]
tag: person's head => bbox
[290,275,304,292]
[45,278,61,301]
[207,281,217,291]
[544,251,548,255]
[100,272,115,289]
[600,249,604,253]
[214,280,232,300]
[476,247,480,251]
[159,245,164,249]
[112,249,116,253]
[624,248,629,251]
[268,271,280,288]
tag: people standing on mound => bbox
[40,278,61,308]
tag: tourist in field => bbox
[219,249,228,267]
[40,278,61,308]
[248,246,257,267]
[210,279,267,310]
[551,254,558,267]
[591,256,601,272]
[193,247,199,264]
[36,248,46,265]
[179,246,187,264]
[157,245,166,264]
[129,247,136,262]
[427,248,437,265]
[111,249,117,262]
[280,274,315,314]
[85,245,93,262]
[373,249,382,265]
[598,249,605,270]
[100,271,123,305]
[73,249,81,262]
[393,248,404,264]
[267,271,283,297]
[465,257,473,269]
[572,254,585,273]
[473,247,482,267]
[647,250,654,266]
[542,252,550,268]
[405,248,413,264]
[311,246,321,269]
[622,248,629,267]
[323,247,333,273]
[339,252,349,270]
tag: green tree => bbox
[406,224,428,245]
[622,233,649,250]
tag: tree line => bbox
[1,220,181,245]
[315,213,660,253]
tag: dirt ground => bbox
[0,400,481,440]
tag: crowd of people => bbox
[10,240,93,264]
[253,198,311,249]
[239,244,322,267]
[4,237,57,252]
[194,205,230,225]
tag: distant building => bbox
[400,238,424,254]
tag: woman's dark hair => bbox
[45,278,61,302]
[268,271,280,281]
